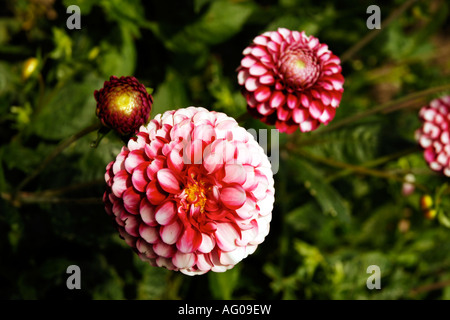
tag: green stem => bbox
[15,121,102,194]
[294,149,428,192]
[318,83,450,135]
[326,147,420,182]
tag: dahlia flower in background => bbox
[238,28,344,133]
[94,76,153,136]
[416,95,450,177]
[103,107,275,275]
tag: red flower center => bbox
[278,44,321,90]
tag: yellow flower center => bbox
[109,87,138,116]
[184,179,209,212]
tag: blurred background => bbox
[1,0,450,299]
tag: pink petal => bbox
[172,251,196,269]
[123,187,141,215]
[256,102,274,116]
[219,246,247,265]
[177,226,202,253]
[245,77,258,92]
[220,185,246,210]
[319,106,336,124]
[277,106,290,121]
[254,86,272,102]
[287,94,299,109]
[249,63,268,76]
[124,150,146,173]
[241,55,256,68]
[215,223,240,252]
[157,169,181,194]
[309,100,325,119]
[154,200,177,226]
[139,224,159,244]
[292,108,308,123]
[222,164,246,185]
[146,180,167,205]
[140,198,157,226]
[160,220,182,245]
[198,233,216,253]
[259,74,275,85]
[153,241,175,258]
[111,170,130,198]
[131,162,149,193]
[123,214,139,237]
[167,148,184,173]
[270,91,286,109]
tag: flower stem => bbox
[293,148,428,192]
[15,121,102,194]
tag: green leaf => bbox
[208,265,241,300]
[31,74,103,140]
[151,69,189,116]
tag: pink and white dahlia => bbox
[103,107,275,275]
[238,28,344,133]
[416,96,450,177]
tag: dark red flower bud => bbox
[94,76,153,136]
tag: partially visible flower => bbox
[95,76,153,136]
[415,95,450,176]
[238,28,344,133]
[103,107,275,275]
[401,173,415,196]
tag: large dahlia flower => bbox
[95,76,153,136]
[103,107,275,275]
[416,96,450,177]
[238,28,344,133]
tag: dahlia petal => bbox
[157,169,181,194]
[112,170,129,198]
[249,63,268,76]
[270,31,283,44]
[146,180,167,205]
[196,253,213,271]
[139,224,159,244]
[287,94,299,109]
[222,164,246,185]
[131,162,149,193]
[259,74,275,85]
[270,91,286,109]
[140,198,157,226]
[309,100,325,119]
[215,223,240,252]
[154,201,177,226]
[245,77,258,92]
[253,35,269,46]
[124,150,146,173]
[237,69,248,85]
[220,185,246,210]
[123,187,141,215]
[254,86,272,102]
[319,105,336,124]
[256,102,274,116]
[251,46,267,58]
[241,55,257,68]
[292,108,308,123]
[167,148,184,173]
[277,105,290,121]
[177,227,202,253]
[172,252,196,269]
[123,214,140,237]
[153,242,175,258]
[219,246,247,266]
[160,220,182,245]
[198,233,216,253]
